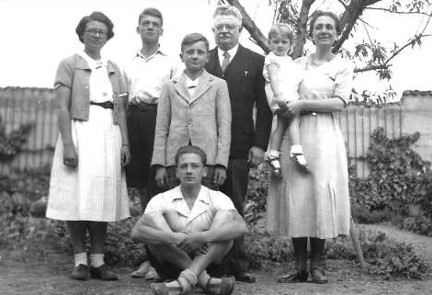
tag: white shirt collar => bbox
[136,46,167,61]
[217,44,239,64]
[78,51,107,70]
[172,185,210,205]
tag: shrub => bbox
[350,128,432,232]
[104,217,146,266]
[244,165,270,226]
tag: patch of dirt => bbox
[2,223,432,295]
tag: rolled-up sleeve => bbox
[334,60,354,105]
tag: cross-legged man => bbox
[131,145,248,295]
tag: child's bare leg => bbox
[267,115,289,177]
[288,114,309,172]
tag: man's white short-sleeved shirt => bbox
[123,49,178,105]
[145,185,236,233]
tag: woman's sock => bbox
[90,253,104,268]
[74,252,87,267]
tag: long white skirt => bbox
[46,105,130,222]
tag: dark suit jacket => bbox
[206,45,272,159]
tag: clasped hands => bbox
[173,231,209,255]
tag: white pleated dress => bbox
[266,55,353,239]
[46,52,130,222]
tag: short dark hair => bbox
[181,33,209,53]
[76,11,114,43]
[138,7,163,26]
[309,10,341,38]
[175,145,207,166]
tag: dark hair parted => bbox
[175,145,207,166]
[138,7,163,26]
[181,33,209,53]
[76,11,114,43]
[308,10,341,38]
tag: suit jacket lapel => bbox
[173,73,191,103]
[225,44,249,75]
[189,70,213,104]
[207,48,223,77]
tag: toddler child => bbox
[263,23,308,176]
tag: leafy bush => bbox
[247,228,429,280]
[104,217,146,266]
[244,165,270,226]
[350,128,432,231]
[247,231,293,269]
[0,121,33,161]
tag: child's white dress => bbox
[263,52,303,113]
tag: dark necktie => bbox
[221,51,231,72]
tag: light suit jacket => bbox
[151,70,231,168]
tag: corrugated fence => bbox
[1,87,431,178]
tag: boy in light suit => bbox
[152,33,231,191]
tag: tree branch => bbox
[355,33,432,74]
[226,0,271,53]
[366,6,432,16]
[292,0,315,58]
[334,0,384,52]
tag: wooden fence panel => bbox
[0,88,430,178]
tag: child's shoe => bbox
[290,145,310,173]
[266,150,282,177]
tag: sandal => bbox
[266,152,282,177]
[290,153,310,173]
[203,276,235,295]
[277,269,308,283]
[151,279,183,295]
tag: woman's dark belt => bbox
[300,111,317,116]
[90,101,114,109]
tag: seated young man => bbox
[131,145,248,295]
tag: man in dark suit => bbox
[205,5,272,283]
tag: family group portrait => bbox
[1,0,432,294]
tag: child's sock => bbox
[74,252,87,267]
[267,149,280,159]
[290,144,304,156]
[90,253,104,268]
[290,145,308,167]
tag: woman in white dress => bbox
[266,11,354,284]
[46,11,130,281]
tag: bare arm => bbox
[288,97,345,115]
[56,86,78,168]
[130,212,186,245]
[204,210,248,242]
[267,62,287,102]
[181,210,248,247]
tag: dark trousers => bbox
[126,105,160,211]
[219,158,250,274]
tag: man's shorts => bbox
[146,245,232,279]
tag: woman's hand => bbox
[63,143,78,168]
[121,145,131,166]
[285,100,305,116]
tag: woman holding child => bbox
[266,11,353,284]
